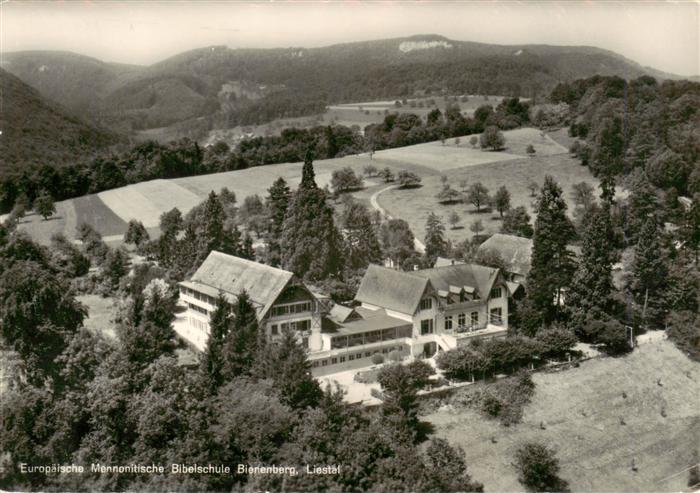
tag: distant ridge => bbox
[1,35,694,140]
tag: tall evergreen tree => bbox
[424,212,447,262]
[523,176,575,332]
[199,191,225,262]
[221,290,260,380]
[343,202,382,269]
[626,171,658,242]
[265,177,291,266]
[280,154,344,280]
[252,327,321,410]
[630,216,669,327]
[201,292,233,393]
[567,203,618,335]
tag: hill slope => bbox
[0,68,119,174]
[1,35,690,138]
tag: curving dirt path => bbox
[369,184,426,253]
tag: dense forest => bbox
[552,75,700,196]
[0,69,120,174]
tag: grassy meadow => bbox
[423,340,700,492]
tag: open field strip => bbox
[98,179,202,228]
[425,340,700,492]
[16,127,580,245]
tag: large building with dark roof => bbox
[176,251,512,376]
[177,251,322,352]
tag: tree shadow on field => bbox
[415,420,436,443]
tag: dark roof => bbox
[412,263,501,300]
[478,233,533,277]
[355,264,430,315]
[334,308,411,335]
[329,304,360,324]
[435,257,466,267]
[185,251,294,318]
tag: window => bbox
[490,308,503,325]
[471,312,479,326]
[321,360,328,366]
[349,354,355,361]
[490,287,502,299]
[270,301,313,317]
[421,319,434,335]
[312,361,319,368]
[458,313,466,327]
[331,358,338,364]
[291,319,310,331]
[419,298,432,311]
[365,352,371,358]
[356,353,362,359]
[339,356,346,363]
[444,315,453,331]
[270,324,279,335]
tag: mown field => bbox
[374,127,601,244]
[424,340,700,492]
[13,125,595,247]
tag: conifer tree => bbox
[221,290,260,380]
[199,191,225,262]
[523,176,575,332]
[201,292,233,392]
[567,203,618,334]
[252,327,321,410]
[343,202,382,269]
[627,171,658,242]
[280,152,344,280]
[266,177,291,266]
[424,212,447,262]
[630,216,669,327]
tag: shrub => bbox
[535,327,577,360]
[480,126,506,151]
[397,170,422,188]
[436,346,486,381]
[371,353,385,365]
[514,442,568,492]
[331,167,363,194]
[482,393,502,417]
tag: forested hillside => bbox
[0,68,120,174]
[553,76,700,196]
[2,35,686,136]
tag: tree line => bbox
[0,98,530,214]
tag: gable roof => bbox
[478,233,533,277]
[412,263,501,300]
[186,251,294,318]
[434,257,466,268]
[355,264,430,315]
[329,304,360,324]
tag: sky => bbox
[1,1,698,76]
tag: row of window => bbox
[181,287,216,306]
[329,326,413,349]
[269,301,313,318]
[445,312,480,330]
[310,345,405,368]
[270,319,311,335]
[419,298,433,311]
[188,316,209,334]
[187,303,209,316]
